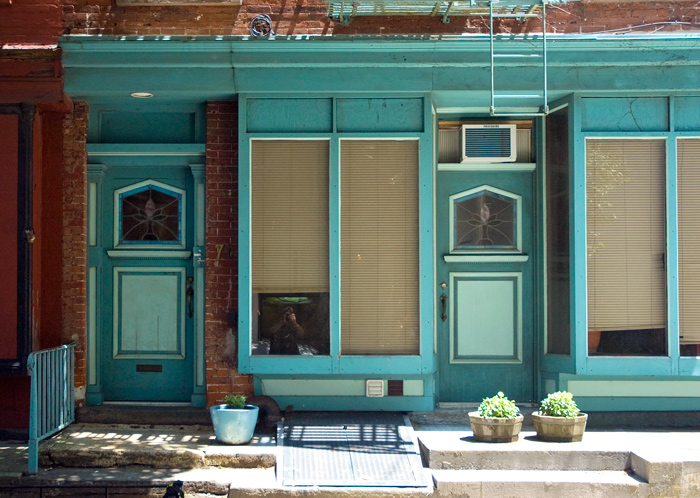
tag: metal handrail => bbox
[27,343,75,474]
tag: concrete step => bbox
[39,424,276,470]
[228,468,435,498]
[3,467,242,497]
[6,467,435,498]
[77,404,212,425]
[418,430,631,471]
[431,469,646,498]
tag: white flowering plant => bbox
[538,391,581,418]
[477,391,520,419]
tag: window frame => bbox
[571,93,693,377]
[237,97,434,376]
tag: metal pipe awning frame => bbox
[327,0,564,115]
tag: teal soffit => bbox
[59,34,700,105]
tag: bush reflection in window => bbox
[252,294,330,355]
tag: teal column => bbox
[86,163,108,405]
[190,163,207,407]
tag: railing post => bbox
[27,351,39,474]
[26,344,76,475]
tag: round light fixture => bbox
[130,92,154,99]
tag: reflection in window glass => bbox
[252,294,330,355]
[454,190,516,251]
[119,185,181,244]
[251,141,330,356]
[546,107,570,355]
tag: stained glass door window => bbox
[115,181,185,247]
[450,186,520,252]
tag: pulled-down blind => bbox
[586,139,666,332]
[340,140,419,355]
[251,140,329,294]
[678,139,700,344]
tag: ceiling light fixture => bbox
[130,92,154,99]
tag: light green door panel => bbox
[451,272,521,362]
[114,268,185,357]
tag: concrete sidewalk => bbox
[1,410,700,497]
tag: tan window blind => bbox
[586,139,666,332]
[340,140,419,355]
[251,140,329,293]
[678,139,700,344]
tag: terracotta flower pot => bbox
[532,411,588,442]
[468,411,523,443]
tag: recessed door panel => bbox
[114,269,185,357]
[452,272,521,361]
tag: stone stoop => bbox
[226,468,435,498]
[431,469,644,498]
[416,429,700,498]
[37,424,276,470]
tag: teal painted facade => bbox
[61,34,700,412]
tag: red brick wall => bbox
[0,0,63,45]
[205,101,253,407]
[62,101,88,405]
[61,0,700,37]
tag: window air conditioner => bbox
[461,124,517,163]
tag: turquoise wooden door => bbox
[100,166,195,401]
[436,168,536,403]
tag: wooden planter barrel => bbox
[468,412,523,443]
[532,412,588,442]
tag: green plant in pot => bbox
[468,392,523,443]
[532,391,588,442]
[210,393,259,445]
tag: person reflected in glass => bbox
[269,307,304,355]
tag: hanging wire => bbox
[250,15,275,37]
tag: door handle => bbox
[186,276,194,318]
[440,294,448,322]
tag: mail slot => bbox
[136,364,162,372]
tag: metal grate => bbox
[327,0,576,25]
[278,412,428,487]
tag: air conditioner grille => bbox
[461,124,517,163]
[464,128,512,158]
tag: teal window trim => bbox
[540,98,577,374]
[572,95,587,374]
[572,94,700,377]
[667,136,680,375]
[238,94,435,376]
[541,354,573,372]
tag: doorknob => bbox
[186,276,194,318]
